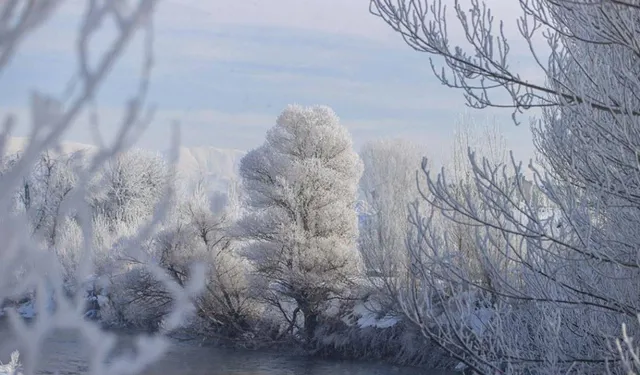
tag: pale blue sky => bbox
[1,0,538,167]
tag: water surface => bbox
[0,325,444,375]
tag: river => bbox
[0,326,447,375]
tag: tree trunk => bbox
[302,308,318,345]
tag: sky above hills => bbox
[1,0,541,168]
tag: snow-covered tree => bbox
[159,183,253,336]
[444,115,515,290]
[238,105,363,343]
[372,0,640,373]
[92,149,169,229]
[358,138,425,277]
[23,152,85,245]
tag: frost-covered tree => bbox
[156,183,252,336]
[22,152,86,245]
[92,149,168,228]
[372,0,640,373]
[444,115,515,290]
[238,105,363,343]
[358,138,424,277]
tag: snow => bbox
[323,299,341,317]
[0,275,110,320]
[0,351,22,375]
[454,361,468,371]
[348,300,400,329]
[10,294,57,320]
[431,291,497,339]
[468,307,494,337]
[15,301,35,319]
[4,137,95,157]
[362,314,400,329]
[97,295,109,307]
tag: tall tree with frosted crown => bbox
[238,104,363,343]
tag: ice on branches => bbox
[0,1,205,375]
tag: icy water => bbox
[0,325,445,375]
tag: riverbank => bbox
[0,293,457,373]
[158,313,457,371]
[0,323,453,375]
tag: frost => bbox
[357,313,400,329]
[0,351,22,375]
[358,139,426,277]
[238,105,364,343]
[371,1,640,373]
[454,361,467,371]
[0,2,205,375]
[341,299,401,330]
[466,307,494,337]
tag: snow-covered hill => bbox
[3,137,244,193]
[4,136,95,156]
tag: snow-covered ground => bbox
[350,301,400,329]
[322,292,401,330]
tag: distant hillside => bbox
[3,137,244,193]
[4,136,95,157]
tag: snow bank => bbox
[1,275,110,321]
[339,298,401,330]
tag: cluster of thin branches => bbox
[370,0,640,374]
[0,2,205,375]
